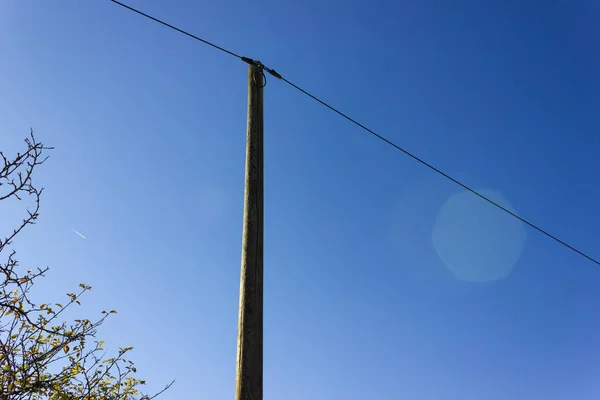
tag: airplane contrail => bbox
[72,228,86,240]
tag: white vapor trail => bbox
[72,228,86,240]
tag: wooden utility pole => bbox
[235,63,264,400]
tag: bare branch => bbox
[0,131,171,399]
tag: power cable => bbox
[110,0,243,60]
[109,0,600,266]
[280,78,600,266]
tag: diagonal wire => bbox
[110,0,243,60]
[108,0,600,266]
[281,78,600,266]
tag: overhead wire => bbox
[109,0,600,266]
[110,0,243,60]
[280,78,600,266]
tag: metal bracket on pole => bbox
[242,56,283,82]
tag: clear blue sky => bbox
[2,0,600,398]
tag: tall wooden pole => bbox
[235,63,264,400]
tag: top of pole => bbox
[241,56,282,80]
